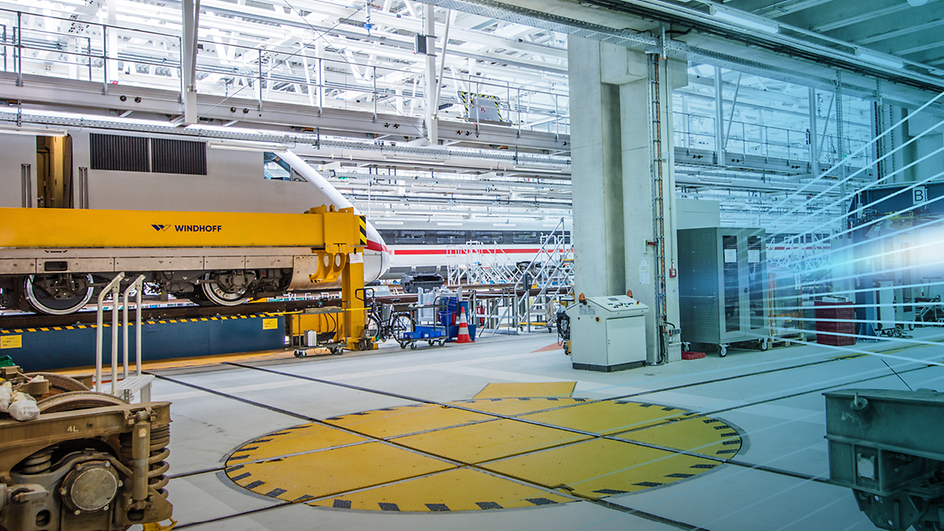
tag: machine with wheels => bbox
[825,388,944,531]
[0,364,173,531]
[677,227,769,357]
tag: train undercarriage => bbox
[0,269,294,316]
[0,206,370,316]
[0,366,173,531]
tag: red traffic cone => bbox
[456,310,473,343]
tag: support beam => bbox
[181,0,200,124]
[714,66,724,166]
[723,72,742,152]
[809,86,819,177]
[433,9,452,122]
[424,4,439,145]
[836,71,845,179]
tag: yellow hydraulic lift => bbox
[0,204,369,351]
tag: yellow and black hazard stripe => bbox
[358,216,367,246]
[0,313,281,334]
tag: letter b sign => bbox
[914,186,927,206]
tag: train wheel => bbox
[23,274,95,315]
[200,271,251,307]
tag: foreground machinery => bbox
[825,388,944,531]
[0,365,172,531]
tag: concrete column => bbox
[568,37,626,298]
[569,37,685,364]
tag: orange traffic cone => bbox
[456,309,473,343]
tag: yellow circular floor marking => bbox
[225,397,743,512]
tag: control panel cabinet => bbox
[678,227,768,356]
[566,295,648,372]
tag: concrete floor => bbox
[146,328,944,531]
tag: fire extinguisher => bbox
[477,304,485,326]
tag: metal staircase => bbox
[447,241,517,285]
[482,218,574,335]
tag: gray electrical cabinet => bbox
[677,227,768,356]
[566,295,648,372]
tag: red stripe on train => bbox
[366,240,390,253]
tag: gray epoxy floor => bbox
[145,328,944,531]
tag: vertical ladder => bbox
[648,52,669,364]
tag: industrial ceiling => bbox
[1,0,940,232]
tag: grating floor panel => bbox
[481,438,722,500]
[323,404,495,438]
[474,381,577,399]
[391,418,592,464]
[520,399,694,435]
[222,383,741,512]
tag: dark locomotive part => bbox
[0,365,173,531]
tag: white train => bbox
[0,127,390,314]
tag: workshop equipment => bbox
[678,227,769,356]
[0,364,173,531]
[565,294,648,372]
[825,388,944,531]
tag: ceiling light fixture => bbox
[382,155,448,166]
[855,48,904,70]
[709,5,779,34]
[0,123,69,137]
[512,164,565,173]
[206,140,289,152]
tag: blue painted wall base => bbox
[0,314,285,372]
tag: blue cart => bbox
[397,325,447,349]
[398,298,448,349]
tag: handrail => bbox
[122,274,146,381]
[0,7,568,127]
[95,272,124,394]
[0,6,180,40]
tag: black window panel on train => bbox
[151,138,207,175]
[470,231,503,244]
[512,231,540,244]
[90,133,149,172]
[394,231,426,244]
[435,231,469,244]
